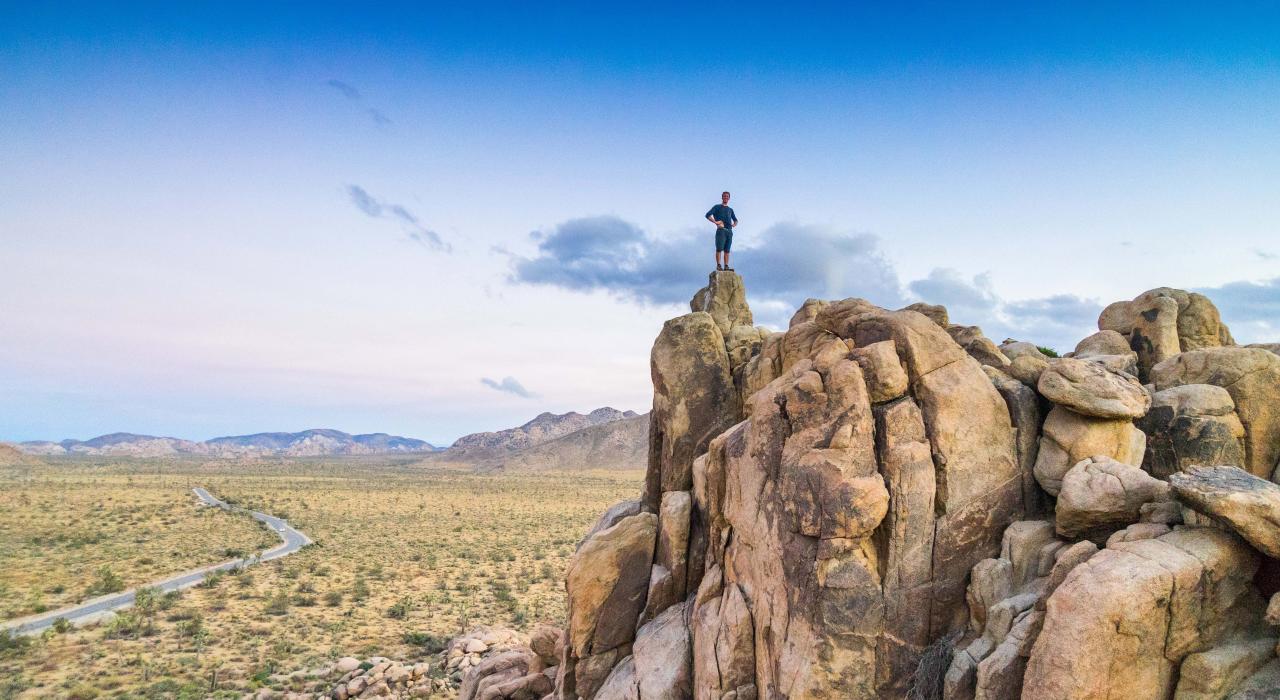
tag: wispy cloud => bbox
[345,185,450,252]
[1252,248,1277,261]
[325,79,361,100]
[481,376,536,398]
[325,79,392,126]
[507,215,1104,350]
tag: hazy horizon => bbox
[4,3,1279,443]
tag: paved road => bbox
[2,487,312,636]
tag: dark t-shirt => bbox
[706,204,737,229]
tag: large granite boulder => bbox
[560,512,657,700]
[1169,465,1280,559]
[1054,456,1171,540]
[1151,347,1280,480]
[645,312,737,510]
[1074,330,1132,358]
[948,324,1011,368]
[641,490,691,622]
[1140,384,1246,479]
[1099,288,1235,381]
[1023,528,1263,699]
[460,649,538,700]
[684,302,1023,699]
[632,602,692,700]
[689,270,752,337]
[1036,357,1150,419]
[1175,637,1276,700]
[1032,405,1146,496]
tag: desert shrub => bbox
[402,631,448,653]
[0,628,31,656]
[323,591,343,607]
[1037,345,1060,358]
[263,590,290,616]
[88,566,124,595]
[207,591,228,611]
[65,682,100,699]
[166,606,198,622]
[906,631,959,700]
[351,577,370,601]
[176,614,204,639]
[386,597,413,619]
[158,591,182,611]
[0,673,30,696]
[104,611,145,639]
[52,617,72,634]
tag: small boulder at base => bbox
[1023,528,1262,700]
[1175,637,1277,700]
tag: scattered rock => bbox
[1169,465,1280,558]
[1054,456,1170,540]
[1032,405,1146,496]
[1175,637,1277,700]
[1140,384,1246,479]
[1037,357,1150,419]
[1152,347,1280,479]
[904,301,949,327]
[1074,330,1132,358]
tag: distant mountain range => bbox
[17,430,438,458]
[433,407,648,471]
[11,407,649,468]
[448,407,638,453]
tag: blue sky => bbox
[2,3,1279,443]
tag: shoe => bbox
[725,267,735,272]
[716,265,724,271]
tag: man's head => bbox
[721,191,730,204]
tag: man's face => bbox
[722,193,730,204]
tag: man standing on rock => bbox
[706,191,738,272]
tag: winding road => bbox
[2,487,312,636]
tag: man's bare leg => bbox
[724,252,732,271]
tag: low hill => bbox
[445,407,637,456]
[0,442,35,466]
[491,413,648,472]
[429,407,648,471]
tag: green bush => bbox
[88,566,124,595]
[263,590,290,616]
[0,628,31,656]
[1037,345,1060,358]
[402,631,448,653]
[386,597,413,619]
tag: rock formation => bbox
[460,278,1280,700]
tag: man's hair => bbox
[722,191,730,196]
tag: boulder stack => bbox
[458,281,1280,700]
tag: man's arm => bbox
[706,207,722,227]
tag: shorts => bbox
[715,227,733,252]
